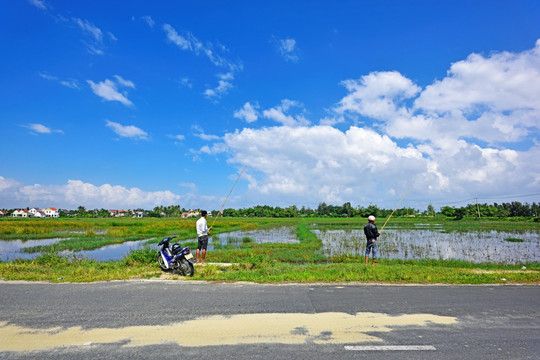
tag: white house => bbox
[29,208,47,218]
[43,207,59,217]
[12,209,28,217]
[133,211,145,218]
[110,210,126,217]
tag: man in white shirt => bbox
[196,210,212,263]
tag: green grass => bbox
[504,237,524,243]
[0,216,539,284]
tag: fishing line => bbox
[211,166,246,228]
[380,183,413,233]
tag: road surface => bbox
[1,281,539,359]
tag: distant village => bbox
[0,208,211,218]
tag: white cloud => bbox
[194,40,540,208]
[197,133,221,141]
[179,182,197,191]
[169,134,185,141]
[335,71,421,120]
[22,123,63,135]
[73,17,103,42]
[163,23,242,100]
[59,80,79,89]
[204,72,235,99]
[105,120,148,140]
[71,17,113,55]
[163,24,241,72]
[30,1,114,55]
[276,38,299,62]
[28,0,48,11]
[88,77,135,106]
[234,102,260,123]
[141,15,155,28]
[114,75,135,89]
[178,77,193,88]
[2,179,180,209]
[38,72,57,81]
[39,72,79,89]
[218,124,540,208]
[336,41,540,147]
[262,99,310,127]
[0,176,19,192]
[222,126,424,205]
[163,24,193,51]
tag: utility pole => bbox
[475,198,481,218]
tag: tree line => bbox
[440,201,540,219]
[3,201,538,219]
[222,201,539,219]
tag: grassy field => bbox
[0,216,538,284]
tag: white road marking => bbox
[345,345,436,351]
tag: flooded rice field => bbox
[314,229,540,264]
[207,226,299,250]
[1,226,539,264]
[0,238,64,262]
[0,238,150,262]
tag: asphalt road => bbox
[0,281,539,359]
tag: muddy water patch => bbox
[0,312,456,351]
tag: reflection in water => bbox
[207,227,299,250]
[0,238,63,262]
[0,238,150,262]
[314,229,540,264]
[68,239,151,261]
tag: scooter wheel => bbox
[157,253,168,271]
[180,259,194,277]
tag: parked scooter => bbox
[157,236,195,276]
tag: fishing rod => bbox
[211,166,246,228]
[380,184,413,233]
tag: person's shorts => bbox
[197,235,209,251]
[365,240,378,258]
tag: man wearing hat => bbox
[196,210,212,264]
[364,215,380,264]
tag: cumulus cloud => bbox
[88,76,135,106]
[0,177,182,209]
[336,41,540,146]
[204,72,234,99]
[105,120,148,140]
[262,99,310,127]
[223,126,424,205]
[211,40,540,207]
[0,176,19,192]
[234,102,260,123]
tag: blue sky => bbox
[1,0,540,211]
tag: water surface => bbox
[314,229,540,264]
